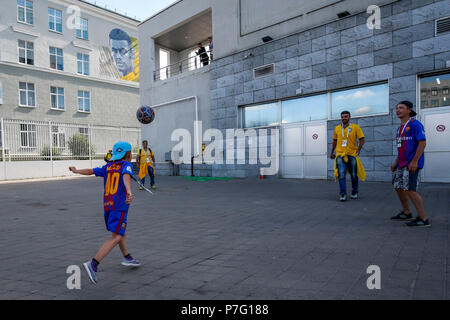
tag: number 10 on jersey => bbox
[105,172,120,196]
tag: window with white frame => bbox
[241,103,279,128]
[48,8,63,33]
[52,125,65,149]
[19,82,35,107]
[49,47,63,70]
[77,53,89,75]
[240,82,389,128]
[79,127,89,138]
[18,40,34,65]
[76,17,88,40]
[282,94,328,124]
[17,0,33,25]
[331,83,389,119]
[77,90,90,112]
[50,87,64,110]
[20,123,37,148]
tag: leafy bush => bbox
[68,134,95,160]
[40,145,63,161]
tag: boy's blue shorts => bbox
[104,211,128,236]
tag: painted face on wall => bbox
[109,29,135,77]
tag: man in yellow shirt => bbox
[330,111,365,201]
[136,140,156,190]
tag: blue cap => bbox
[110,141,132,161]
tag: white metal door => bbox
[281,121,327,179]
[304,122,327,179]
[421,107,450,183]
[281,123,304,178]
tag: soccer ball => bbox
[136,105,155,124]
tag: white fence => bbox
[0,118,141,181]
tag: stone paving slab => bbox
[0,176,448,300]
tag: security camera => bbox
[244,53,254,59]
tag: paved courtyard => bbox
[0,175,449,300]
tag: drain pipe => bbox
[149,96,200,175]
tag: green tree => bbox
[68,134,95,160]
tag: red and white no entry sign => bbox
[436,124,446,132]
[312,134,319,140]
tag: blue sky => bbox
[84,0,178,21]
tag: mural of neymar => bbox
[100,28,140,82]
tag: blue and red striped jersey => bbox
[93,160,133,212]
[397,119,426,169]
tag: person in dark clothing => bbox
[196,43,209,66]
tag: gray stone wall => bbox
[210,0,450,181]
[133,162,173,177]
[178,164,261,178]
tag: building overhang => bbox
[154,9,212,52]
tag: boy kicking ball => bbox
[69,141,141,284]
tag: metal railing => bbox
[0,118,141,162]
[154,50,212,81]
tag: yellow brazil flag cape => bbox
[138,149,155,180]
[334,150,366,182]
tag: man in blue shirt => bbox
[390,101,430,227]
